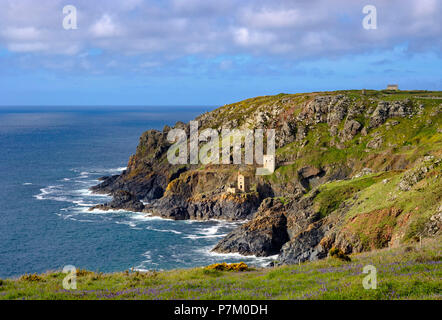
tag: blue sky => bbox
[0,0,441,106]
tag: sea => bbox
[0,106,276,278]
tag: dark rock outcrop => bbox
[144,192,260,221]
[277,222,328,264]
[369,99,414,128]
[340,120,362,142]
[297,166,325,189]
[212,199,289,256]
[90,190,144,212]
[91,173,166,201]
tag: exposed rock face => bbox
[340,120,362,142]
[366,134,384,149]
[212,199,289,256]
[369,99,414,128]
[398,157,440,191]
[271,190,340,265]
[91,173,166,201]
[353,167,373,179]
[423,209,442,237]
[285,192,321,237]
[145,193,260,221]
[277,222,328,264]
[298,95,350,126]
[212,191,323,262]
[297,166,325,189]
[91,127,173,201]
[278,121,296,147]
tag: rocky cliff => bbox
[91,89,442,265]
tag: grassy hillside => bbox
[89,89,441,270]
[1,237,440,300]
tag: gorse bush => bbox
[77,269,93,277]
[19,273,42,282]
[205,262,249,272]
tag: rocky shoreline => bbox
[90,90,442,265]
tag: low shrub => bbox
[19,273,42,282]
[77,269,93,277]
[205,262,249,272]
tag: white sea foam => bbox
[146,226,182,234]
[130,213,165,221]
[34,186,69,201]
[197,245,278,267]
[183,224,228,239]
[184,234,227,240]
[68,217,96,223]
[76,188,110,198]
[77,172,89,179]
[115,221,137,228]
[73,180,93,184]
[71,200,95,207]
[89,208,129,214]
[23,182,33,185]
[142,251,152,263]
[74,167,126,175]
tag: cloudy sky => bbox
[0,0,440,106]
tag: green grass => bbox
[345,165,441,219]
[1,238,440,300]
[311,172,395,218]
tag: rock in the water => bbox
[144,192,260,221]
[90,190,145,212]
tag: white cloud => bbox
[413,0,438,17]
[0,0,438,62]
[90,14,121,38]
[233,28,275,47]
[241,8,305,29]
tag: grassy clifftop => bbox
[1,237,440,300]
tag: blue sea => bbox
[0,106,275,278]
